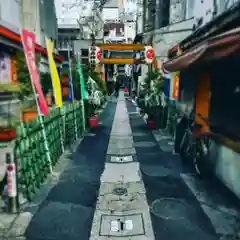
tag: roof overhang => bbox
[163,27,240,72]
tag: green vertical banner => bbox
[76,52,86,132]
[76,53,87,100]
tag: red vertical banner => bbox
[21,29,48,115]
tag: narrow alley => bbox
[5,92,240,240]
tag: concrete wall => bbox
[124,22,136,41]
[209,142,240,200]
[40,0,58,42]
[21,0,42,45]
[73,39,92,54]
[0,0,21,33]
[169,0,186,24]
[152,18,194,67]
[102,8,119,21]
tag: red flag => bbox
[21,29,48,115]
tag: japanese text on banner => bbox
[21,29,48,115]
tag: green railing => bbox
[14,101,95,201]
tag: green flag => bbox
[76,53,87,100]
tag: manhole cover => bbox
[151,198,191,220]
[110,156,133,163]
[100,213,145,236]
[141,165,173,177]
[134,141,156,147]
[112,187,127,196]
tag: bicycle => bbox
[179,112,212,177]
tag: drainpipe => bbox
[213,0,218,17]
[142,0,147,32]
[155,0,160,30]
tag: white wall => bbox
[192,0,240,30]
[102,8,119,21]
[124,22,135,41]
[21,0,42,45]
[0,0,21,33]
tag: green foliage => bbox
[90,72,108,95]
[14,51,41,100]
[40,72,52,95]
[71,68,81,100]
[138,69,164,110]
[62,64,90,100]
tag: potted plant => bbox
[0,102,19,142]
[137,69,164,129]
[0,84,21,142]
[14,52,42,121]
[0,124,17,141]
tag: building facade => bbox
[0,0,63,127]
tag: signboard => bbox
[21,28,48,115]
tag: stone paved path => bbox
[90,91,154,239]
[3,91,240,240]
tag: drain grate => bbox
[112,187,127,196]
[110,156,133,163]
[100,213,145,236]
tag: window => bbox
[82,49,88,57]
[210,54,240,140]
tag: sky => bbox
[54,0,94,25]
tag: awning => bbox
[0,25,64,62]
[0,36,22,50]
[163,27,240,72]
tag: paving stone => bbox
[99,182,146,196]
[107,147,136,155]
[105,155,137,163]
[97,192,148,212]
[109,135,133,140]
[101,163,141,183]
[108,138,133,146]
[90,209,154,240]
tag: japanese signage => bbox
[21,29,48,115]
[46,37,63,107]
[7,163,17,197]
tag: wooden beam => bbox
[100,58,143,64]
[96,43,145,51]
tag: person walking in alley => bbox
[115,79,121,97]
